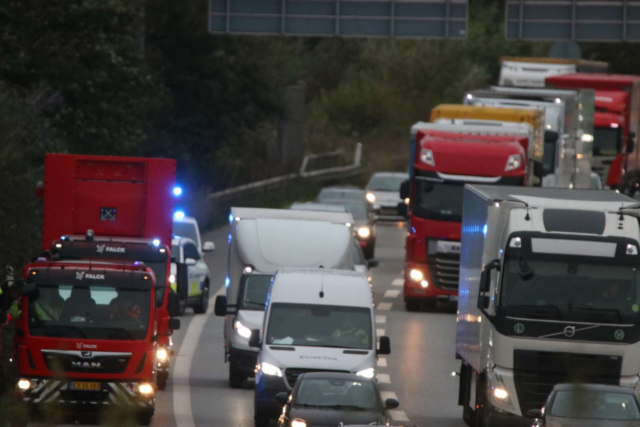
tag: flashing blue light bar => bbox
[61,235,68,241]
[228,213,234,223]
[483,224,488,236]
[225,277,230,288]
[173,186,183,197]
[174,211,185,220]
[152,239,161,247]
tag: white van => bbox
[214,208,356,388]
[249,268,390,426]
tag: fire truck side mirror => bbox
[168,318,181,331]
[627,132,636,154]
[533,161,544,179]
[176,263,189,300]
[399,180,410,200]
[21,283,40,302]
[397,202,408,218]
[168,292,181,318]
[478,259,500,311]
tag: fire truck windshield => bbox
[28,284,150,340]
[414,180,464,222]
[593,127,621,156]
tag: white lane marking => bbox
[172,286,223,427]
[384,290,400,298]
[389,410,410,421]
[375,315,386,324]
[381,391,397,400]
[377,302,393,311]
[378,374,391,384]
[392,278,404,286]
[377,329,386,336]
[377,358,388,368]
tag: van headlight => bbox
[157,348,169,361]
[366,193,376,203]
[357,227,371,239]
[235,320,252,339]
[291,420,307,427]
[356,368,375,378]
[260,362,283,377]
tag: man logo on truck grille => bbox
[615,330,625,340]
[564,326,576,338]
[514,323,525,334]
[96,245,105,254]
[100,207,117,221]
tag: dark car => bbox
[276,372,399,427]
[529,383,640,427]
[321,198,377,259]
[317,186,369,205]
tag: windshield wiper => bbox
[319,404,368,411]
[507,305,561,320]
[294,403,323,409]
[44,325,87,338]
[104,327,135,340]
[572,307,623,323]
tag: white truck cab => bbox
[214,208,356,388]
[250,268,390,426]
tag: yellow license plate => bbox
[71,382,101,391]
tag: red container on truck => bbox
[36,154,186,390]
[546,74,640,192]
[400,128,530,310]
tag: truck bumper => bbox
[19,378,155,414]
[230,347,258,377]
[404,261,458,300]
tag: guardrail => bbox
[208,143,363,202]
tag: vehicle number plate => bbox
[449,296,459,302]
[71,382,101,391]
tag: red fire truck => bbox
[35,154,187,390]
[546,74,640,192]
[14,259,179,424]
[400,128,530,310]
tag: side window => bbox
[184,243,200,261]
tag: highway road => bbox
[42,220,465,427]
[148,220,466,427]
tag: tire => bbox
[473,373,490,427]
[157,371,168,391]
[254,402,270,427]
[364,244,375,259]
[405,300,421,312]
[229,364,245,389]
[461,364,473,426]
[137,410,153,426]
[193,283,209,314]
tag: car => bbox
[290,202,348,213]
[528,383,640,427]
[321,198,377,259]
[173,214,215,255]
[352,241,378,287]
[170,236,211,314]
[366,172,409,217]
[317,186,370,205]
[276,372,399,427]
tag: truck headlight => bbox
[157,348,169,361]
[505,154,522,171]
[138,383,155,395]
[366,192,376,203]
[291,420,307,427]
[409,269,424,282]
[356,368,375,378]
[494,388,508,400]
[235,320,252,339]
[357,227,371,239]
[260,362,283,377]
[490,371,512,407]
[17,379,31,391]
[420,148,435,166]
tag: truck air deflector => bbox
[542,209,605,235]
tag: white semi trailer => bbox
[456,185,640,426]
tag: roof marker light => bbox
[225,277,230,288]
[483,224,488,235]
[159,248,166,253]
[152,239,161,247]
[174,211,185,220]
[555,98,562,104]
[228,213,234,223]
[627,244,638,255]
[611,123,620,129]
[173,186,183,197]
[55,243,62,248]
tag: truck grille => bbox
[513,350,622,415]
[284,369,349,388]
[43,351,131,374]
[427,253,460,290]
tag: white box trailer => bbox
[456,185,640,426]
[214,207,355,388]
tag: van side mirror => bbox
[544,130,559,143]
[397,202,408,218]
[533,161,544,178]
[203,241,215,252]
[478,259,500,312]
[214,295,227,317]
[276,392,289,404]
[399,180,410,200]
[628,132,636,154]
[21,283,40,302]
[249,329,261,348]
[384,398,400,410]
[378,336,391,355]
[168,292,181,317]
[168,318,181,331]
[176,263,189,300]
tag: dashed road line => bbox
[375,315,387,324]
[377,302,393,311]
[378,358,388,368]
[378,374,391,384]
[377,328,386,336]
[381,391,397,400]
[392,278,404,286]
[384,290,400,298]
[389,410,410,421]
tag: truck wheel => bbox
[460,364,473,426]
[405,300,421,312]
[194,284,209,314]
[364,245,375,259]
[157,371,169,390]
[229,364,245,389]
[474,373,488,427]
[137,410,154,426]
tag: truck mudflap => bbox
[20,379,155,410]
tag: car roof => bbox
[298,372,374,382]
[322,198,367,207]
[553,383,636,394]
[171,236,198,247]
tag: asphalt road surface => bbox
[40,221,467,427]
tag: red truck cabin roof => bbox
[49,238,169,264]
[415,131,526,177]
[25,260,153,277]
[595,111,625,128]
[41,154,177,250]
[547,73,640,91]
[595,91,628,114]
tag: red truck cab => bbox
[402,130,528,310]
[546,74,640,192]
[15,260,177,424]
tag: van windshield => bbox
[239,274,272,310]
[266,303,372,350]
